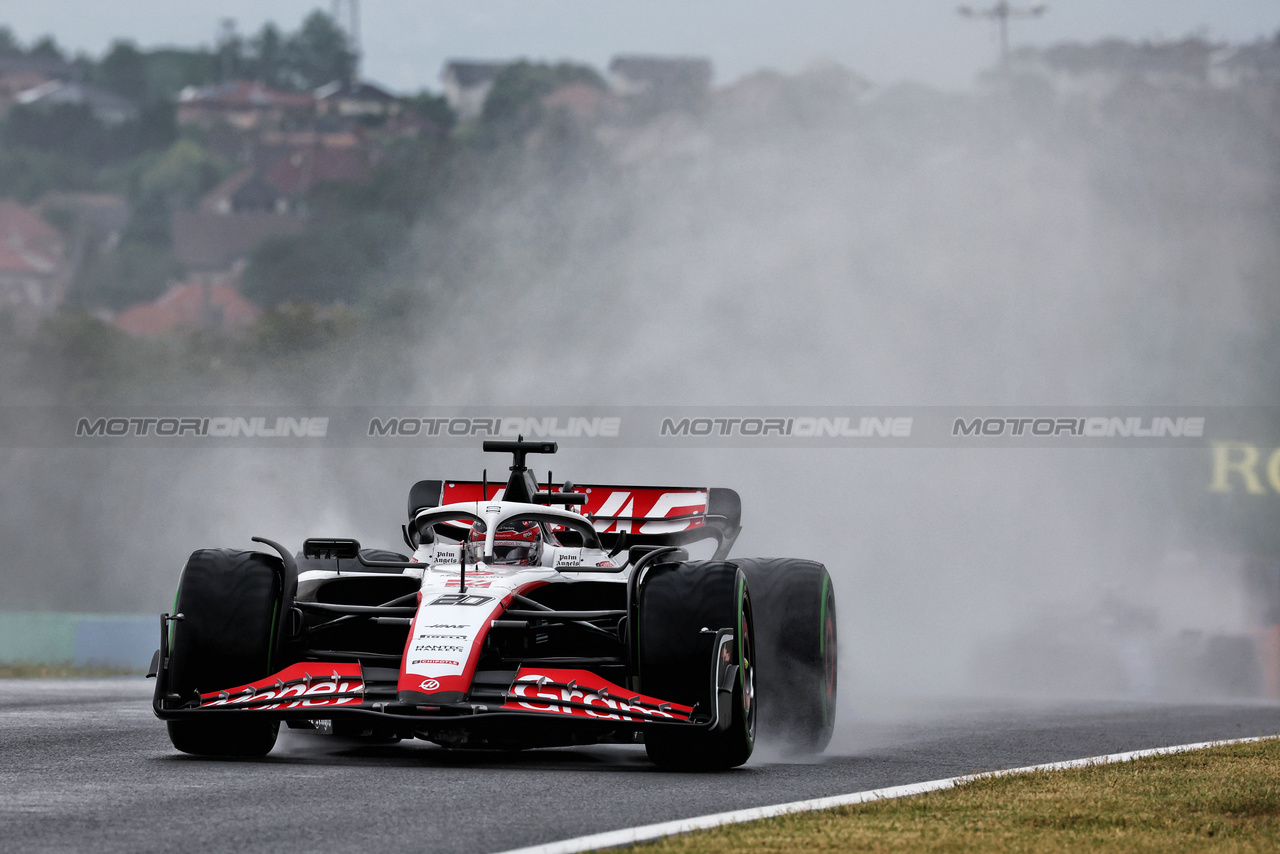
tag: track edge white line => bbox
[492,735,1279,854]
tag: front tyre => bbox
[167,718,280,757]
[166,549,284,757]
[638,560,755,770]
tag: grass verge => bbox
[629,738,1280,853]
[0,663,144,678]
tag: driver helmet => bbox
[467,519,543,566]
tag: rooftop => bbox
[113,281,259,337]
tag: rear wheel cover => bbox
[821,579,838,729]
[738,579,757,745]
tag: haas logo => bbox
[419,679,440,691]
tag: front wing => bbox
[152,660,721,741]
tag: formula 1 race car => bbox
[150,440,836,770]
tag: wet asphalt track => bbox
[2,678,1278,853]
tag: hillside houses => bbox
[17,79,138,124]
[5,21,1274,344]
[127,80,389,334]
[164,126,374,319]
[1008,35,1280,95]
[0,199,68,325]
[608,55,713,109]
[113,280,258,337]
[1210,36,1280,87]
[315,80,403,120]
[176,81,315,131]
[0,52,76,118]
[442,55,717,123]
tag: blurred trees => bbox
[0,146,93,201]
[207,11,356,91]
[249,23,286,90]
[407,91,457,134]
[479,61,604,143]
[99,41,148,102]
[26,35,63,61]
[243,212,408,307]
[283,11,357,89]
[131,138,228,209]
[242,128,452,308]
[2,100,177,167]
[0,26,20,55]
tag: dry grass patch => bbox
[630,739,1280,853]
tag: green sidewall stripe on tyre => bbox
[737,572,752,745]
[820,573,832,725]
[819,575,829,658]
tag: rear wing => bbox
[408,480,742,559]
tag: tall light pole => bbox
[959,2,1048,70]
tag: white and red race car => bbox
[151,440,836,770]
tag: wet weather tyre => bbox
[166,549,283,757]
[735,559,837,754]
[638,560,755,771]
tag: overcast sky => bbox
[0,1,1277,93]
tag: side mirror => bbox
[303,538,361,560]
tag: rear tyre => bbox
[735,559,837,754]
[638,560,755,771]
[166,549,283,757]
